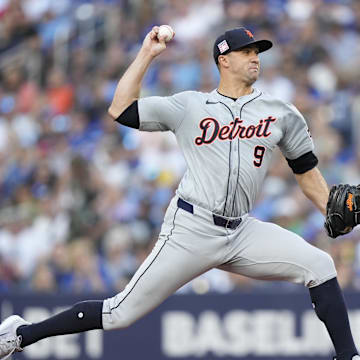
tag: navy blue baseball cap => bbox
[213,27,272,64]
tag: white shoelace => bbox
[0,335,22,360]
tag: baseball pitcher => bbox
[0,26,359,360]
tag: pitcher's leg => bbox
[220,217,358,360]
[101,198,231,330]
[18,301,103,347]
[15,204,217,349]
[102,233,211,330]
[20,235,204,346]
[309,278,357,360]
[220,217,336,286]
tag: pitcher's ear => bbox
[218,55,229,68]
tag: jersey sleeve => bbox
[138,91,188,132]
[278,104,314,160]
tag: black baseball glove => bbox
[324,184,360,238]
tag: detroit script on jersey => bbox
[194,116,276,145]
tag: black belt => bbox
[177,198,242,230]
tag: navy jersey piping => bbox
[230,91,263,217]
[218,102,235,216]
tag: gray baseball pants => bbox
[102,195,337,330]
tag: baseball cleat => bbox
[0,315,31,359]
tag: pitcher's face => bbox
[220,45,260,85]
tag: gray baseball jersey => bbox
[102,88,336,331]
[137,88,313,217]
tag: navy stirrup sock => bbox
[309,278,358,360]
[17,300,103,348]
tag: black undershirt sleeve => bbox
[286,151,318,174]
[114,100,139,129]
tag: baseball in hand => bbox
[158,25,174,42]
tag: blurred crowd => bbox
[0,0,359,295]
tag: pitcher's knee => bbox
[101,296,139,330]
[305,251,337,288]
[102,308,138,330]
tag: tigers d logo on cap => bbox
[245,29,254,38]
